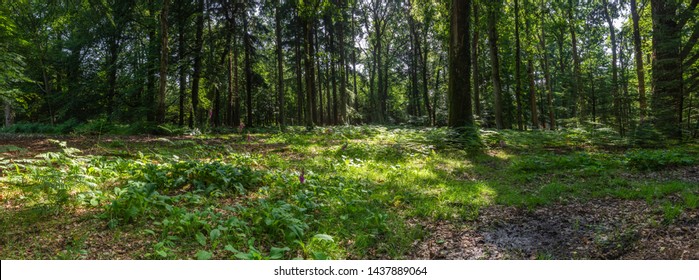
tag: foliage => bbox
[1,127,697,260]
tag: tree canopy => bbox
[1,0,698,139]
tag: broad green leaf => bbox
[195,232,207,246]
[195,250,212,260]
[312,234,334,242]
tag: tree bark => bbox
[539,3,555,130]
[191,0,204,127]
[303,17,317,129]
[528,57,539,129]
[650,0,683,139]
[275,0,285,129]
[487,1,504,129]
[514,0,523,130]
[631,0,647,121]
[568,0,582,119]
[243,4,253,127]
[447,0,473,128]
[472,2,480,117]
[603,0,621,135]
[157,0,170,124]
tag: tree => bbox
[487,0,504,129]
[447,0,473,128]
[630,0,646,121]
[156,0,170,124]
[650,0,682,139]
[275,0,285,129]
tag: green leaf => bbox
[209,228,221,241]
[312,234,334,242]
[269,247,290,260]
[156,250,168,258]
[195,250,212,260]
[195,232,207,246]
[224,245,238,253]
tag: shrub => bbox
[625,149,697,171]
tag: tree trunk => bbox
[420,20,432,124]
[447,0,473,128]
[275,0,285,129]
[233,34,241,127]
[487,1,504,129]
[603,0,621,135]
[337,0,348,124]
[631,0,647,121]
[303,17,316,129]
[4,100,11,127]
[157,0,170,124]
[528,57,538,129]
[329,16,338,125]
[316,27,325,125]
[351,2,359,114]
[539,4,555,130]
[472,2,480,117]
[650,0,683,139]
[178,19,187,126]
[296,14,304,125]
[568,0,581,119]
[375,17,385,123]
[191,0,204,127]
[514,0,523,130]
[106,36,119,119]
[243,5,253,127]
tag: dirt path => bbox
[412,199,699,259]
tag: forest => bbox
[0,0,698,260]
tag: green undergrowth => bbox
[1,126,697,259]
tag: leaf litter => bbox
[412,199,698,259]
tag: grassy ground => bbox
[1,126,697,259]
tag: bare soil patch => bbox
[412,199,698,259]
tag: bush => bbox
[625,149,697,171]
[630,121,665,148]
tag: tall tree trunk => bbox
[568,0,581,119]
[650,0,683,139]
[539,5,555,130]
[528,57,539,129]
[408,12,420,117]
[106,36,119,119]
[375,18,385,123]
[295,15,304,125]
[472,2,481,117]
[316,27,325,125]
[275,0,285,129]
[447,0,473,128]
[157,0,170,124]
[191,0,204,127]
[243,5,253,127]
[303,17,317,129]
[603,0,621,135]
[514,0,523,130]
[147,29,157,123]
[233,34,241,127]
[420,21,432,124]
[329,16,338,125]
[351,3,359,114]
[178,19,187,126]
[631,0,647,121]
[337,0,348,124]
[4,100,11,127]
[487,1,504,129]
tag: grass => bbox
[1,126,697,259]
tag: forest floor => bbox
[1,127,698,259]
